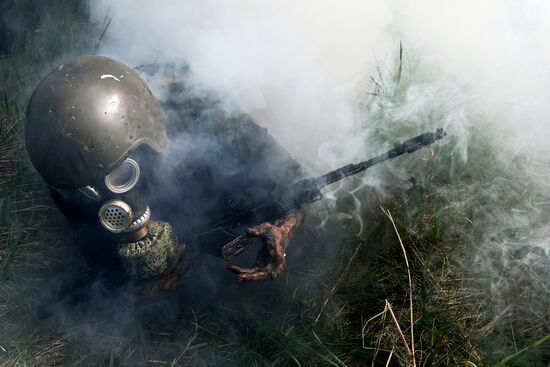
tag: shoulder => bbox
[140,63,307,180]
[138,63,279,144]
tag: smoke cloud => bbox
[85,0,550,354]
[88,1,550,271]
[89,1,396,167]
[88,0,550,175]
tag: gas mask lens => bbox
[105,158,140,194]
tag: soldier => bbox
[25,55,306,300]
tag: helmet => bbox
[25,55,167,189]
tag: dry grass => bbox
[354,204,482,366]
[382,208,416,366]
[0,4,549,365]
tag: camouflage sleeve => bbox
[163,91,307,206]
[117,220,181,280]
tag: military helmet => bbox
[25,55,167,189]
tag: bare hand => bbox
[227,210,304,281]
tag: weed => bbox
[0,6,548,367]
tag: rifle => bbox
[200,128,447,260]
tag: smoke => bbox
[88,0,550,285]
[389,1,550,156]
[0,0,539,362]
[87,0,550,168]
[89,0,396,168]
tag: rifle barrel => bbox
[316,128,446,188]
[208,128,447,260]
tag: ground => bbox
[0,2,549,366]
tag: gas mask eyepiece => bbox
[104,158,140,194]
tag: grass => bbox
[0,2,549,366]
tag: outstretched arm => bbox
[227,209,306,281]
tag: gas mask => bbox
[52,155,151,240]
[25,55,181,282]
[97,157,151,241]
[54,151,181,282]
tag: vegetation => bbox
[0,2,548,366]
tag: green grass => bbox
[1,2,549,366]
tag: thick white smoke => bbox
[89,0,550,166]
[389,0,550,156]
[89,0,550,322]
[89,0,396,168]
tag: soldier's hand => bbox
[227,210,304,281]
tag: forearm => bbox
[274,208,306,245]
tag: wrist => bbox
[275,209,306,235]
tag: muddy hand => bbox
[227,210,305,281]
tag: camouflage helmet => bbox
[25,55,167,189]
